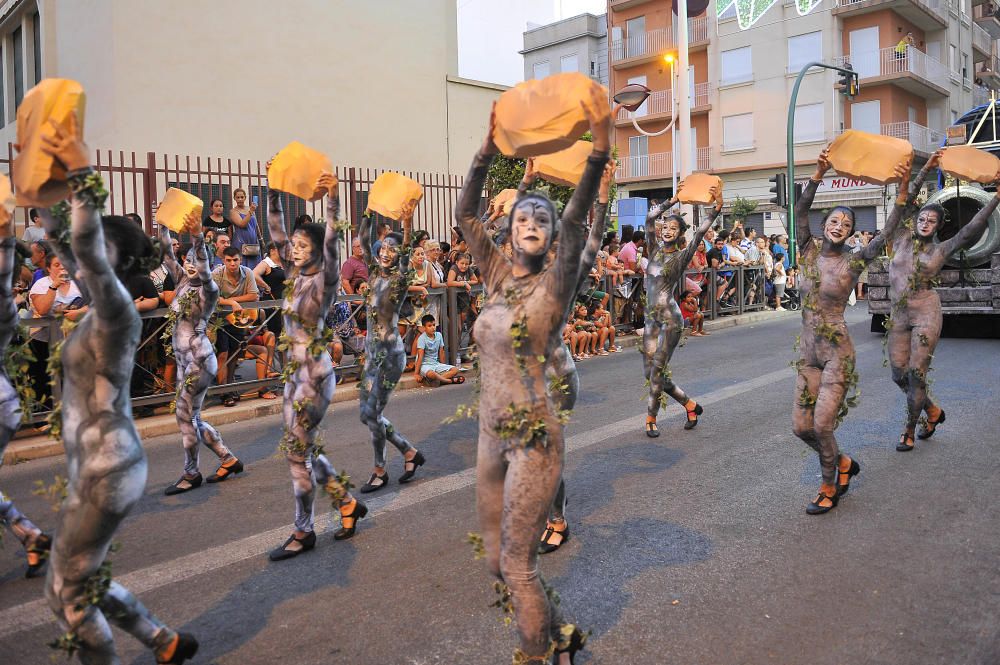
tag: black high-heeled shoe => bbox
[917,409,945,439]
[806,490,839,515]
[645,421,659,438]
[896,432,915,452]
[398,451,426,484]
[552,624,588,664]
[538,521,570,555]
[334,499,368,540]
[268,531,316,561]
[156,632,199,664]
[836,456,860,497]
[360,471,389,493]
[164,473,203,496]
[25,533,52,579]
[206,457,244,484]
[683,403,703,430]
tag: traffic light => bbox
[769,172,787,208]
[793,182,803,205]
[837,64,859,97]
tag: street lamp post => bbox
[614,53,678,193]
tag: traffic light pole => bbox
[786,61,858,265]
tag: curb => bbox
[3,309,796,465]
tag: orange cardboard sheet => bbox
[268,141,333,202]
[534,140,593,187]
[491,188,518,216]
[939,145,1000,184]
[368,172,423,221]
[828,130,913,186]
[13,78,86,207]
[676,173,723,205]
[156,188,204,233]
[0,175,15,225]
[493,72,607,158]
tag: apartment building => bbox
[522,12,609,86]
[607,0,998,233]
[0,0,501,178]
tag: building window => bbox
[532,61,550,79]
[787,31,821,74]
[560,54,577,73]
[723,113,754,150]
[793,103,824,143]
[625,15,645,57]
[721,46,752,85]
[850,100,880,134]
[628,135,648,177]
[13,26,24,108]
[32,12,40,84]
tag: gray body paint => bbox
[457,148,608,658]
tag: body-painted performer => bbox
[456,94,610,664]
[641,186,723,438]
[883,153,1000,450]
[355,204,424,493]
[38,118,198,664]
[0,208,51,578]
[266,172,367,561]
[161,220,242,494]
[536,159,616,555]
[791,147,911,514]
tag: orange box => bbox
[368,172,423,221]
[493,73,607,158]
[828,130,913,186]
[939,146,1000,184]
[491,188,519,216]
[13,78,86,207]
[534,140,593,187]
[0,175,14,225]
[156,188,204,233]
[676,173,723,206]
[267,141,333,202]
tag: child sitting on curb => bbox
[680,290,707,336]
[414,314,465,387]
[592,302,620,353]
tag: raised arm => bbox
[902,149,941,219]
[645,195,678,247]
[794,148,830,254]
[860,160,914,261]
[159,225,183,287]
[358,213,374,267]
[556,92,612,299]
[398,201,414,277]
[682,186,723,268]
[190,229,213,285]
[580,161,616,279]
[516,158,538,201]
[267,188,291,264]
[319,173,344,311]
[938,172,1000,258]
[454,104,506,281]
[0,216,14,307]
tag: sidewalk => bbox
[3,308,797,465]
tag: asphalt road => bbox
[1,307,997,665]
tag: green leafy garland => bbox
[3,325,37,421]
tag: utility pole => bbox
[677,0,691,181]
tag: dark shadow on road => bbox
[544,441,713,647]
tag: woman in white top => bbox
[401,245,443,330]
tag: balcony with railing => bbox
[973,83,993,107]
[678,15,709,49]
[974,3,1000,38]
[611,27,673,65]
[610,0,655,9]
[832,0,948,29]
[977,55,1000,86]
[973,22,992,61]
[833,46,950,97]
[839,122,944,156]
[615,148,712,182]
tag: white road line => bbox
[0,338,879,639]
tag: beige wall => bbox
[1,0,487,177]
[445,76,507,176]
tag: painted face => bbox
[510,199,554,257]
[823,210,853,244]
[291,231,316,269]
[412,247,426,265]
[379,238,400,268]
[211,200,224,215]
[184,262,199,279]
[915,208,941,239]
[661,220,681,244]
